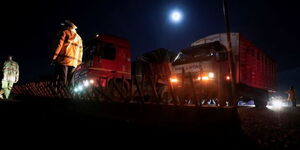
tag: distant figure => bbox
[286,86,297,107]
[51,20,83,85]
[0,56,19,99]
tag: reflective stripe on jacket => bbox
[52,29,83,67]
[2,60,19,82]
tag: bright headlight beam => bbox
[272,100,283,109]
[89,79,94,84]
[208,72,215,78]
[267,96,286,110]
[202,76,209,81]
[83,80,89,87]
[226,76,230,80]
[170,78,178,83]
[77,85,83,91]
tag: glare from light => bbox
[83,80,89,87]
[272,100,283,109]
[226,76,230,80]
[89,79,95,84]
[202,76,209,81]
[170,10,183,23]
[74,88,78,92]
[170,77,178,83]
[197,76,201,80]
[267,96,287,110]
[208,72,215,78]
[77,85,83,91]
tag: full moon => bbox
[170,10,182,23]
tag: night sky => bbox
[1,0,300,92]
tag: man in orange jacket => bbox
[52,20,83,85]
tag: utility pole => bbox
[222,0,237,106]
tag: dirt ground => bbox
[1,98,299,149]
[238,107,300,149]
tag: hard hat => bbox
[61,20,77,29]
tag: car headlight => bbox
[272,100,283,108]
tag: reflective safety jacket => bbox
[2,60,19,83]
[52,29,83,67]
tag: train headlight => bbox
[74,85,83,93]
[170,77,178,83]
[197,76,201,80]
[77,85,83,91]
[83,80,90,87]
[226,76,230,80]
[89,79,94,84]
[202,76,209,81]
[208,72,215,78]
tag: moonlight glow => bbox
[170,10,183,23]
